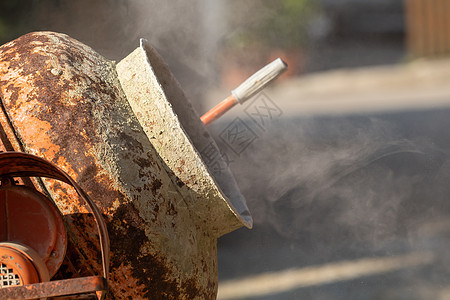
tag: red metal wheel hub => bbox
[0,182,67,277]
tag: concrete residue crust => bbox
[116,39,252,238]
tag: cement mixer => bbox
[0,32,284,299]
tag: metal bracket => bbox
[0,276,107,299]
[0,152,110,299]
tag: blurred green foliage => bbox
[228,0,319,50]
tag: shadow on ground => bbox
[213,108,450,299]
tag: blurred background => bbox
[2,0,450,299]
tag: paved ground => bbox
[203,58,450,299]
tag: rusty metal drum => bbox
[0,32,252,299]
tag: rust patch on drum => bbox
[0,32,218,299]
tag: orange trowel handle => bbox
[201,58,287,126]
[200,95,238,126]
